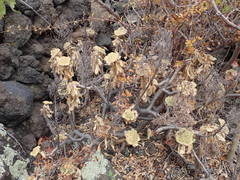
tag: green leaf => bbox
[0,0,6,19]
[222,5,231,14]
[4,0,16,11]
[0,0,17,19]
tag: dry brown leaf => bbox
[104,52,120,65]
[58,131,68,142]
[140,78,158,102]
[43,101,53,105]
[114,27,127,37]
[63,42,71,49]
[41,101,53,119]
[60,160,77,176]
[122,90,132,97]
[86,28,96,37]
[66,81,81,112]
[200,118,229,142]
[50,48,61,57]
[94,115,111,138]
[225,69,238,80]
[147,128,153,139]
[57,56,71,66]
[103,73,111,80]
[49,48,74,81]
[177,80,197,96]
[200,124,219,132]
[30,146,41,157]
[91,46,106,75]
[93,46,106,55]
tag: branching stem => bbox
[210,0,240,31]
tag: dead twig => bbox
[155,125,180,133]
[43,115,57,137]
[222,42,240,71]
[94,0,129,30]
[7,132,27,155]
[168,0,200,8]
[226,93,240,97]
[155,125,203,136]
[210,0,240,31]
[200,121,227,138]
[192,149,213,178]
[77,84,115,116]
[17,0,52,28]
[136,67,181,118]
[135,67,159,108]
[48,130,94,156]
[227,122,240,167]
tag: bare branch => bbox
[222,42,240,71]
[210,0,240,31]
[77,84,115,116]
[7,132,27,154]
[155,125,180,133]
[94,0,129,30]
[135,68,181,118]
[226,93,240,97]
[227,122,240,166]
[192,149,212,178]
[17,0,52,27]
[168,0,200,8]
[155,125,203,136]
[48,130,94,156]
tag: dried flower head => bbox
[177,80,197,96]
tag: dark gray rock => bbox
[16,0,40,16]
[90,0,113,33]
[22,40,45,59]
[30,59,40,68]
[24,103,49,139]
[38,56,51,73]
[96,32,112,47]
[112,0,129,16]
[0,65,14,81]
[19,55,39,68]
[0,44,22,80]
[0,19,4,32]
[21,134,36,151]
[0,81,33,127]
[3,13,32,48]
[53,0,67,6]
[0,123,29,179]
[53,0,90,37]
[52,8,75,38]
[67,0,90,17]
[15,67,43,84]
[29,84,48,101]
[32,0,57,34]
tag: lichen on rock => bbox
[81,150,121,180]
[0,123,29,180]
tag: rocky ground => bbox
[0,0,90,179]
